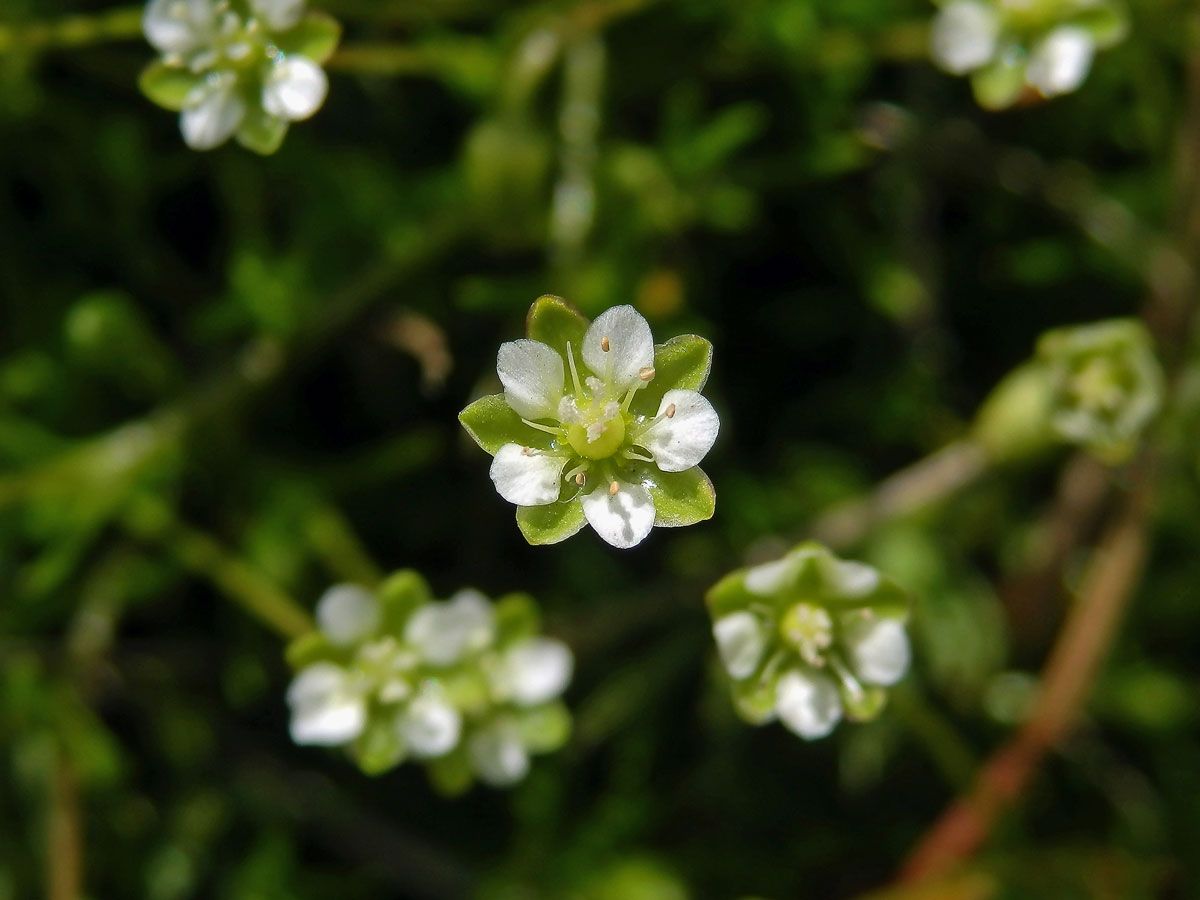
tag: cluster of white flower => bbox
[930,0,1127,108]
[708,545,912,740]
[141,0,338,152]
[287,578,573,787]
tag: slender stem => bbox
[0,7,143,54]
[123,496,314,640]
[897,471,1154,882]
[46,750,83,900]
[304,503,385,587]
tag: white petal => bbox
[929,1,1000,75]
[501,638,574,706]
[580,480,656,549]
[404,590,496,666]
[744,554,805,596]
[286,662,366,745]
[262,56,328,121]
[826,560,880,598]
[775,669,842,740]
[180,77,245,150]
[315,584,380,646]
[497,339,565,421]
[251,0,305,30]
[489,444,568,506]
[143,0,214,55]
[640,389,719,472]
[1027,27,1094,97]
[582,305,654,393]
[712,612,767,680]
[468,720,530,787]
[844,618,911,686]
[401,685,461,758]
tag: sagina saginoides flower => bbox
[707,544,912,740]
[285,571,574,790]
[140,0,340,153]
[460,295,719,549]
[929,0,1127,109]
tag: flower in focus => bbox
[139,0,340,153]
[460,295,719,549]
[285,573,573,790]
[706,544,912,741]
[929,0,1127,109]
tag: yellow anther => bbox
[666,403,676,418]
[638,366,655,381]
[609,480,620,495]
[575,472,587,485]
[601,336,611,352]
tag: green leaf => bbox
[236,109,289,156]
[427,748,474,796]
[377,569,433,632]
[139,62,202,112]
[517,499,586,545]
[517,702,572,753]
[526,294,589,363]
[494,592,541,644]
[459,393,554,454]
[647,466,714,528]
[275,12,342,64]
[633,334,713,416]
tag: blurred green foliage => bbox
[1,0,1199,898]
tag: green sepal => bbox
[517,701,572,753]
[275,12,342,64]
[235,108,288,156]
[438,667,492,714]
[706,570,755,620]
[731,674,777,725]
[1071,5,1128,48]
[459,393,554,454]
[353,716,407,776]
[526,294,589,363]
[139,62,202,112]
[427,747,475,796]
[284,631,333,670]
[970,55,1026,110]
[377,569,433,633]
[633,334,713,416]
[647,466,715,528]
[841,684,887,722]
[971,361,1056,463]
[517,499,587,545]
[494,592,542,644]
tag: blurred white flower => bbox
[1027,27,1095,97]
[930,1,1001,75]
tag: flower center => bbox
[1069,357,1124,414]
[779,602,834,666]
[564,401,626,459]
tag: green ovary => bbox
[566,414,626,460]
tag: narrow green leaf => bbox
[526,294,589,363]
[276,12,342,64]
[139,62,202,112]
[494,592,541,643]
[517,701,572,753]
[517,499,586,545]
[235,108,288,156]
[633,334,713,416]
[459,393,553,454]
[647,466,714,528]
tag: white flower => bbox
[1026,26,1094,97]
[930,1,1001,75]
[399,683,461,758]
[843,618,911,687]
[493,637,574,706]
[484,305,719,549]
[404,589,496,666]
[262,56,329,121]
[712,612,767,680]
[775,669,843,740]
[467,718,531,786]
[287,661,367,745]
[315,583,381,646]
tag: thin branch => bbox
[46,752,83,900]
[897,470,1154,882]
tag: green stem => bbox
[0,7,144,54]
[304,503,385,588]
[123,495,314,640]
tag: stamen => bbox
[520,446,533,456]
[622,449,654,463]
[566,341,585,398]
[639,366,655,381]
[601,336,611,352]
[666,403,676,418]
[609,480,620,495]
[575,472,587,485]
[520,418,564,436]
[564,462,590,483]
